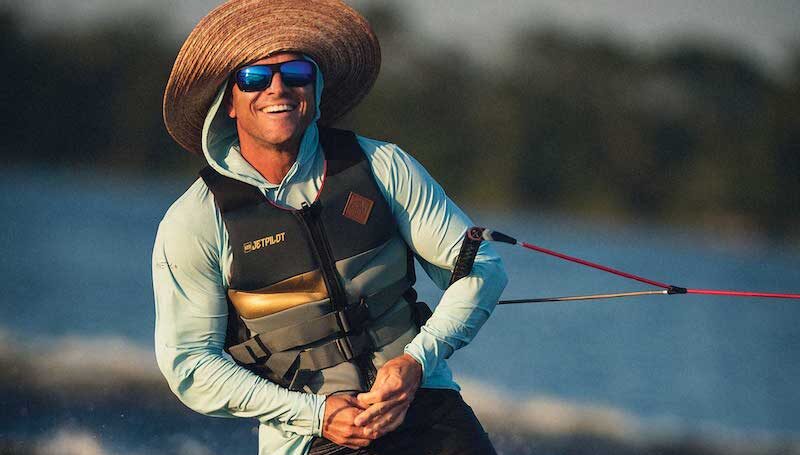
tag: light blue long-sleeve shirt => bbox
[152,64,507,455]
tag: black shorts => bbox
[309,388,497,455]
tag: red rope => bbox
[519,242,672,289]
[518,241,800,300]
[687,289,800,299]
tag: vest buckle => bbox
[337,300,370,334]
[335,336,355,360]
[287,368,315,391]
[335,332,373,361]
[336,309,353,333]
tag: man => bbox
[154,1,507,454]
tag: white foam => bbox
[32,335,161,388]
[37,429,111,455]
[33,427,215,455]
[458,377,800,453]
[1,329,161,389]
[459,378,642,442]
[3,330,799,452]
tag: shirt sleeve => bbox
[359,137,509,382]
[152,181,325,436]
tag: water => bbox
[2,168,799,442]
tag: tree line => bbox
[2,5,798,240]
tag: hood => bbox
[200,57,325,189]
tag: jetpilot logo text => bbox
[244,232,286,253]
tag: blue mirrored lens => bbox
[279,61,315,87]
[236,66,273,92]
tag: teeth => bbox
[262,104,296,113]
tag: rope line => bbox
[474,228,800,301]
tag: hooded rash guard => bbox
[152,60,507,455]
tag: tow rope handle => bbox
[448,227,486,286]
[449,226,800,303]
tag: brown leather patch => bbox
[342,192,374,225]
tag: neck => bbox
[238,137,301,185]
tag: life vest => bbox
[200,128,429,395]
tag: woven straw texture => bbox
[163,0,381,155]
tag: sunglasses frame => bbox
[234,60,316,92]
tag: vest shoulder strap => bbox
[199,166,264,214]
[318,127,366,177]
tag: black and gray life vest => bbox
[200,128,428,395]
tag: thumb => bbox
[357,389,381,404]
[340,393,368,409]
[357,372,388,404]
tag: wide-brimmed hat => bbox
[163,0,381,155]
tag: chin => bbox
[259,131,302,149]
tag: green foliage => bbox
[2,4,798,239]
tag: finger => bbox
[339,393,369,410]
[357,374,391,404]
[354,398,406,426]
[366,404,409,436]
[337,437,374,449]
[343,423,382,444]
[357,397,407,425]
[357,379,405,405]
[326,422,379,448]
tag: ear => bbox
[225,82,237,119]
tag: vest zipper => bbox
[294,201,377,389]
[295,201,349,311]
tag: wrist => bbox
[403,344,428,382]
[402,353,422,368]
[401,354,423,385]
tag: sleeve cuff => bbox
[256,391,327,437]
[404,329,454,383]
[313,393,326,437]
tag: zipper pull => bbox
[299,201,312,218]
[300,200,320,217]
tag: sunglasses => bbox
[234,60,316,92]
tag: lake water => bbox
[2,168,799,443]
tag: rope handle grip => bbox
[448,227,486,286]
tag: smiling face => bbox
[227,53,316,156]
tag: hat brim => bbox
[163,0,381,155]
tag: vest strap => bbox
[368,303,415,348]
[286,331,374,390]
[228,297,411,366]
[362,277,414,318]
[266,331,376,390]
[226,278,418,390]
[228,277,413,364]
[199,166,264,213]
[278,306,364,352]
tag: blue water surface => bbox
[2,168,798,436]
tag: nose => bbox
[266,72,289,95]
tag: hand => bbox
[322,394,378,449]
[354,354,422,436]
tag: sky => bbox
[6,0,800,76]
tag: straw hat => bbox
[163,0,381,155]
